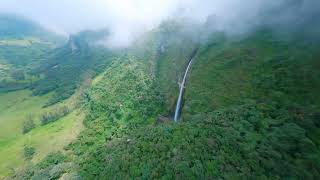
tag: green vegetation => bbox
[30,32,114,105]
[0,14,63,42]
[40,106,70,125]
[22,115,36,134]
[183,31,320,178]
[68,56,164,179]
[65,28,319,179]
[1,15,320,179]
[12,151,75,180]
[0,90,83,178]
[155,21,199,111]
[0,90,51,142]
[0,40,53,92]
[23,145,35,160]
[0,15,62,94]
[93,103,319,179]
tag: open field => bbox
[0,90,83,178]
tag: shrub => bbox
[14,152,70,180]
[23,145,35,160]
[40,106,70,125]
[37,152,67,169]
[22,115,36,134]
[49,163,73,179]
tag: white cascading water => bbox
[174,57,194,122]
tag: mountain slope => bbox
[66,28,320,179]
[0,14,63,93]
[183,30,320,178]
[3,17,320,179]
[0,14,62,41]
[30,31,114,105]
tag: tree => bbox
[22,115,36,134]
[23,145,36,160]
[40,106,70,125]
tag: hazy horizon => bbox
[1,0,318,47]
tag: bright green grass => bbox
[0,90,51,141]
[0,90,83,178]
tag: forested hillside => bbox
[30,30,114,106]
[66,28,319,179]
[0,14,63,93]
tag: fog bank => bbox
[0,0,318,47]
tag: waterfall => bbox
[173,57,194,122]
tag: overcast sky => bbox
[0,0,318,47]
[0,0,187,34]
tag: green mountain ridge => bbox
[0,14,66,93]
[0,14,63,42]
[30,32,114,106]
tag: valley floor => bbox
[0,90,83,178]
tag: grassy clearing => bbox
[0,90,83,178]
[0,90,51,142]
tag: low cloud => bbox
[0,0,318,47]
